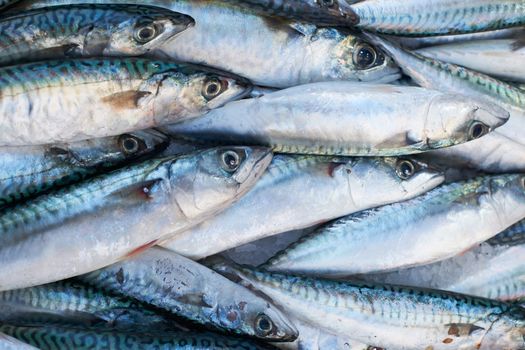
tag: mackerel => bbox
[215,262,525,350]
[489,218,525,246]
[266,174,525,275]
[0,147,272,291]
[0,0,18,10]
[161,155,444,259]
[163,82,509,156]
[0,58,249,146]
[80,247,298,341]
[0,333,36,350]
[0,130,168,207]
[14,0,400,88]
[0,4,193,67]
[352,0,525,36]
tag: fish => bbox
[0,146,272,291]
[0,58,250,146]
[80,247,298,341]
[417,39,525,83]
[0,4,194,68]
[0,0,18,10]
[0,130,169,207]
[160,155,444,260]
[365,33,525,172]
[226,0,359,26]
[163,82,509,156]
[0,280,176,329]
[14,0,401,88]
[0,324,278,350]
[351,0,525,36]
[488,218,525,246]
[443,244,525,303]
[214,261,525,350]
[265,174,525,276]
[0,333,37,350]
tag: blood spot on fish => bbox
[116,268,124,285]
[124,240,158,259]
[448,324,459,336]
[226,310,238,322]
[443,338,453,344]
[101,90,152,110]
[238,301,247,310]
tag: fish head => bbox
[332,34,400,83]
[103,6,194,56]
[169,146,272,219]
[350,157,445,202]
[48,129,169,168]
[423,94,509,149]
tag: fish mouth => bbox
[233,147,273,186]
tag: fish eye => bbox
[255,314,274,336]
[134,23,159,43]
[320,0,335,8]
[353,43,379,70]
[396,160,416,180]
[221,150,241,173]
[118,135,143,155]
[202,77,224,101]
[468,121,489,140]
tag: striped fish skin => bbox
[0,280,174,329]
[0,58,250,146]
[489,218,525,246]
[0,324,277,350]
[161,155,444,259]
[81,247,298,341]
[163,81,509,156]
[0,333,36,350]
[215,263,525,350]
[227,0,359,26]
[366,33,525,172]
[14,0,400,88]
[265,174,525,276]
[352,0,525,36]
[444,244,525,302]
[0,130,169,207]
[0,146,272,291]
[0,4,194,67]
[417,39,525,83]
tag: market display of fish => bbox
[0,1,524,350]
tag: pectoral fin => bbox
[102,91,152,111]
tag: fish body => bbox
[216,263,525,350]
[417,39,525,83]
[0,147,272,291]
[352,0,525,36]
[81,247,298,341]
[164,82,509,156]
[266,174,525,275]
[0,0,18,10]
[0,130,168,206]
[14,0,400,88]
[0,333,36,350]
[161,155,444,259]
[0,58,249,146]
[489,218,525,246]
[0,280,174,328]
[0,324,276,350]
[0,4,194,67]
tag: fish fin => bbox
[446,323,485,337]
[101,91,153,111]
[511,38,525,52]
[261,17,316,37]
[375,132,424,150]
[124,240,158,259]
[175,293,213,308]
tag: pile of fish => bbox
[0,0,523,349]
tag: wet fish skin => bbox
[0,0,18,10]
[0,333,36,350]
[488,218,525,246]
[14,0,400,88]
[215,262,525,350]
[417,39,525,83]
[227,0,359,26]
[0,58,250,146]
[265,174,525,276]
[0,324,277,350]
[81,247,298,341]
[0,146,272,291]
[0,280,174,329]
[161,155,444,259]
[0,4,194,67]
[0,130,169,207]
[163,82,509,156]
[352,0,525,36]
